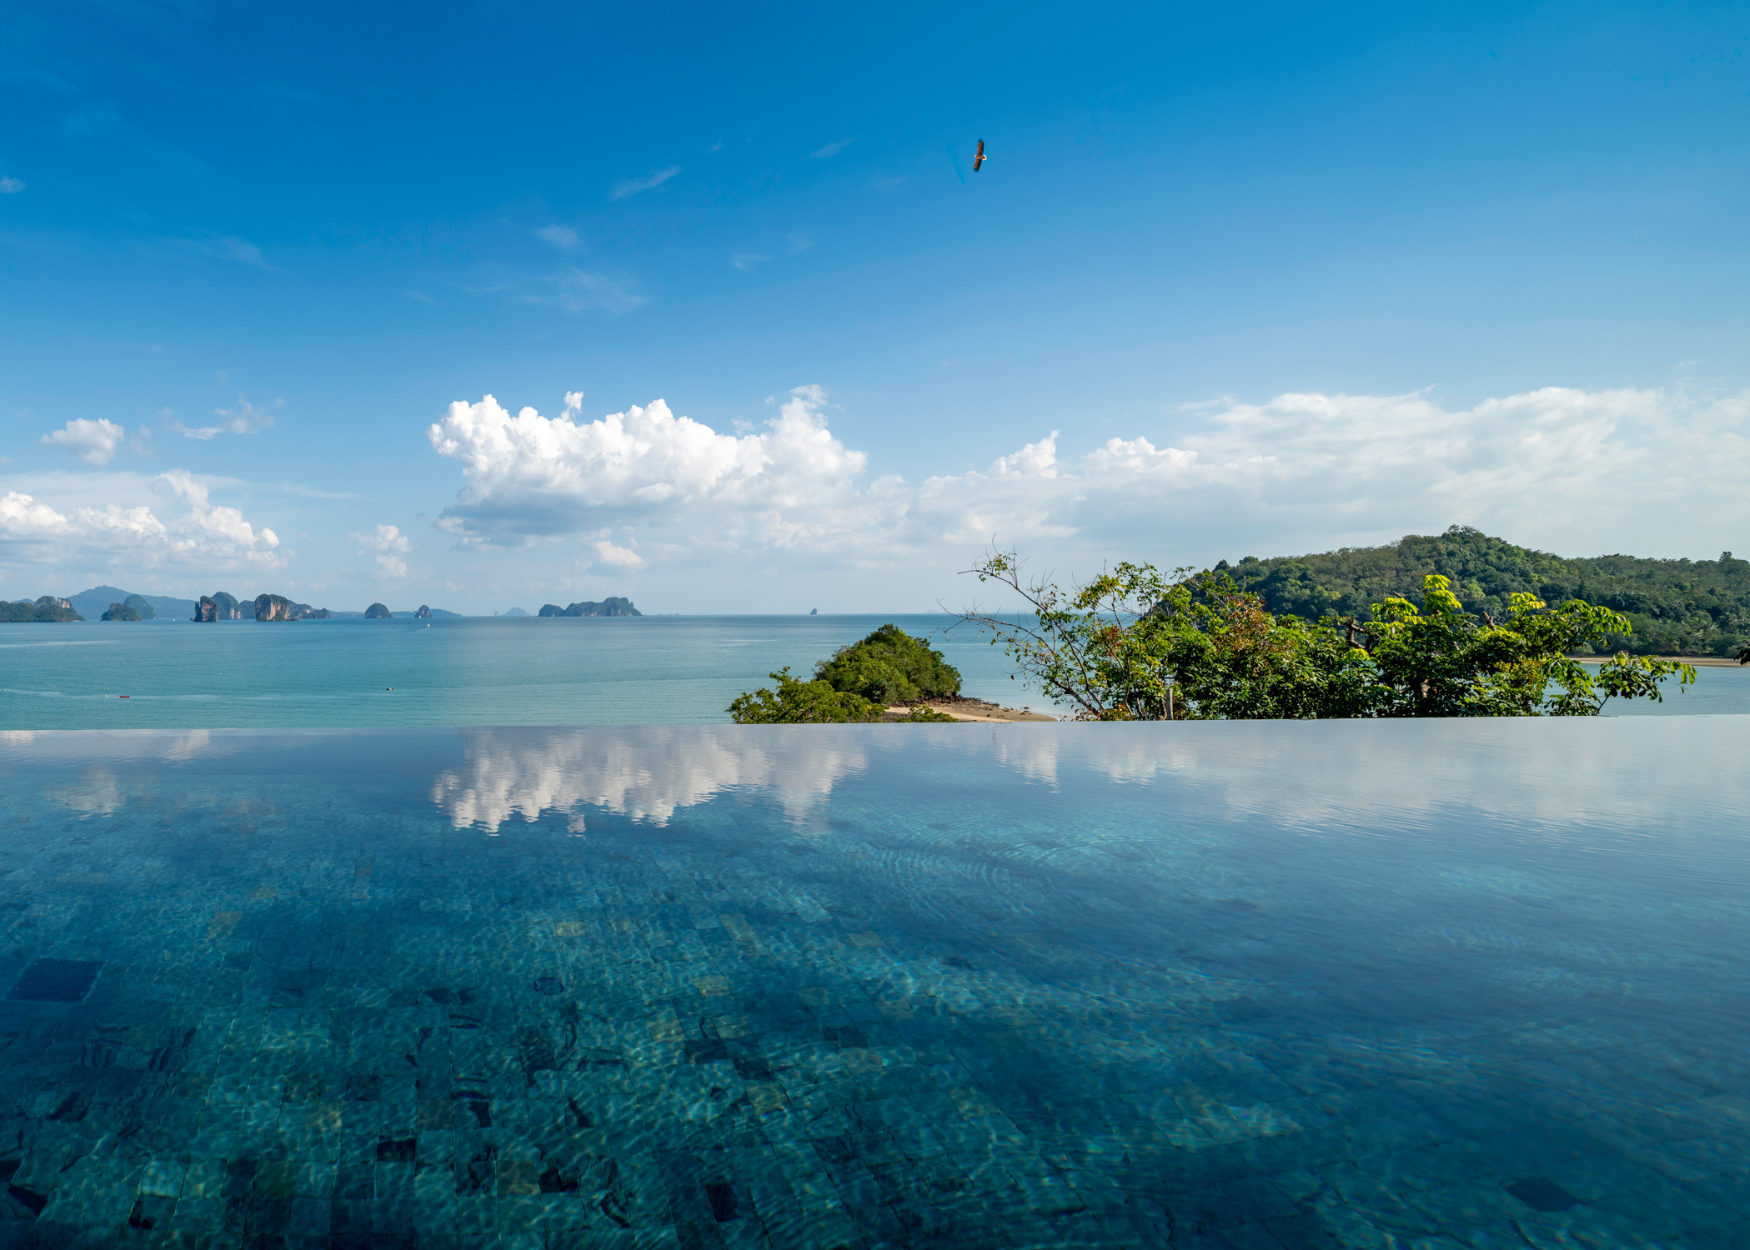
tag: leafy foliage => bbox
[728,625,965,723]
[962,550,1695,720]
[815,624,962,703]
[100,602,142,622]
[727,667,886,723]
[1220,526,1750,657]
[959,554,1179,719]
[1346,575,1694,716]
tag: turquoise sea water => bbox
[1,720,1745,1245]
[0,617,1048,730]
[3,617,1745,729]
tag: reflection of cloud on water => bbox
[430,728,870,832]
[165,730,211,760]
[986,733,1060,787]
[50,765,125,817]
[1018,719,1750,846]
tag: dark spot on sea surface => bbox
[567,1096,593,1128]
[345,1073,381,1101]
[822,1026,866,1049]
[8,957,103,1003]
[0,1161,17,1184]
[944,956,973,969]
[1217,996,1271,1021]
[1506,1177,1580,1212]
[534,976,563,995]
[425,987,453,1004]
[376,1138,416,1162]
[705,1182,739,1222]
[1217,898,1260,912]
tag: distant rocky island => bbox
[0,596,81,623]
[537,597,642,617]
[4,583,482,623]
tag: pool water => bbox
[0,721,1745,1247]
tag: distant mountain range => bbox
[11,587,641,623]
[52,586,461,621]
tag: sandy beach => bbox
[888,696,1058,722]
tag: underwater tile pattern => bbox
[0,722,1747,1248]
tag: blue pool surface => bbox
[0,720,1745,1247]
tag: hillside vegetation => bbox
[0,599,83,623]
[1220,526,1749,657]
[730,625,961,722]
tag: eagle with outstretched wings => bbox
[972,139,987,172]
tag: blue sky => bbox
[2,1,1747,613]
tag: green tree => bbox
[958,552,1181,719]
[961,550,1695,720]
[814,624,962,703]
[728,668,886,723]
[1149,573,1376,719]
[1353,575,1695,716]
[728,667,958,723]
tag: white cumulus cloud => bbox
[425,384,1750,578]
[0,469,282,575]
[352,523,413,578]
[43,419,126,466]
[428,385,864,546]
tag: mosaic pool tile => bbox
[0,722,1745,1247]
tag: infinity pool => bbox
[0,722,1745,1247]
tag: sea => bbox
[2,615,1745,729]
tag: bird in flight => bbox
[972,139,988,172]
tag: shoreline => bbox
[889,696,1058,723]
[1577,656,1743,668]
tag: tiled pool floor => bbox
[0,723,1746,1248]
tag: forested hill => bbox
[1218,526,1750,657]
